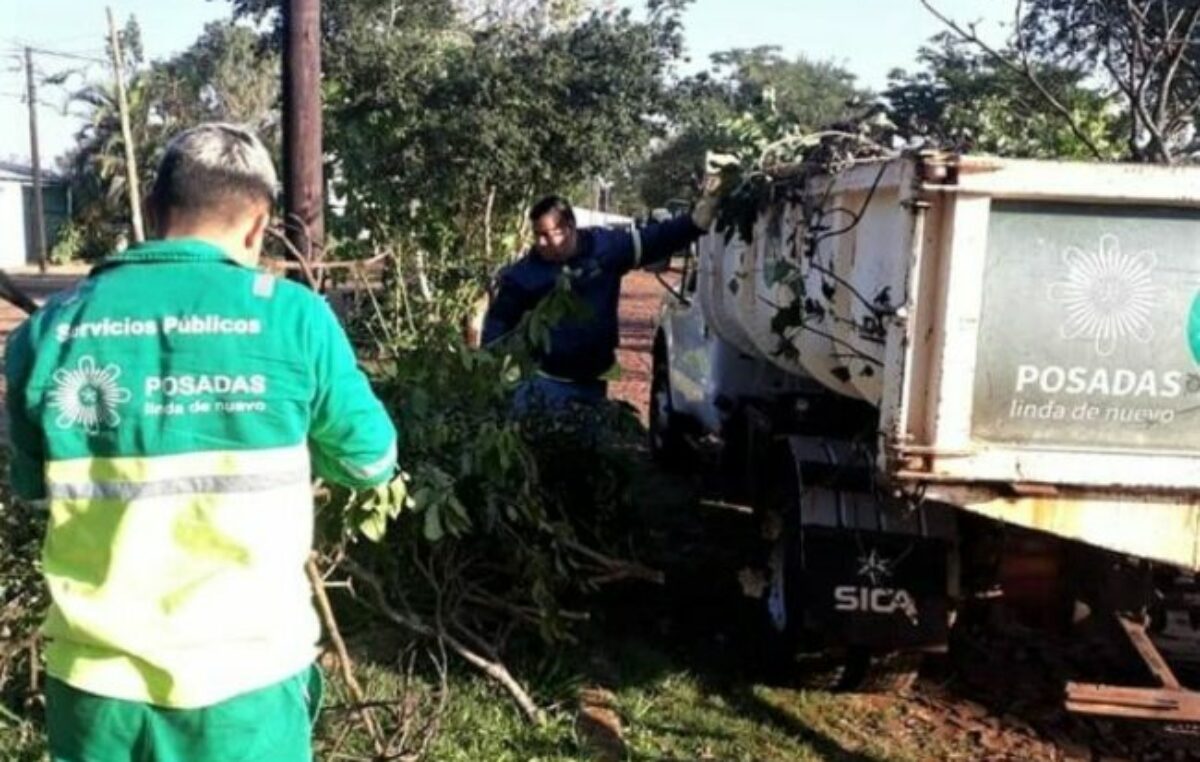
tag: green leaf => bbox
[423,502,444,542]
[407,387,431,418]
[358,510,388,543]
[386,477,408,518]
[763,258,796,287]
[769,297,804,335]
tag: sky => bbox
[0,0,230,166]
[626,0,1006,82]
[0,0,1008,166]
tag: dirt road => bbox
[610,271,661,421]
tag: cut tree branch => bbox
[756,295,885,368]
[559,538,666,585]
[306,556,387,757]
[342,558,546,725]
[267,224,319,290]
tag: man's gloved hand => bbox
[691,152,740,231]
[691,185,720,231]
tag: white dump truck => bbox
[650,153,1200,718]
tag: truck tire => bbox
[759,450,824,677]
[649,344,686,469]
[838,648,922,694]
[760,504,859,689]
[766,604,923,693]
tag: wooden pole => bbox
[24,48,48,273]
[106,7,145,243]
[282,0,324,263]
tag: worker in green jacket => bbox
[5,123,398,762]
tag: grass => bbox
[305,626,984,762]
[297,449,983,762]
[0,452,983,762]
[0,720,45,761]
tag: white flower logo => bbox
[48,356,131,433]
[1047,234,1160,357]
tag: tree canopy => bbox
[60,18,279,259]
[884,34,1124,160]
[635,47,866,209]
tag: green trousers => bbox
[46,665,322,762]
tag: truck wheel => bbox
[767,628,922,693]
[766,536,924,693]
[838,648,922,694]
[649,347,686,468]
[763,521,860,690]
[759,452,828,678]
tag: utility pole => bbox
[24,48,48,273]
[106,7,144,243]
[282,0,324,262]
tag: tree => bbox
[60,19,280,259]
[632,72,736,209]
[711,46,866,128]
[154,22,280,136]
[922,0,1200,163]
[1021,0,1200,162]
[454,0,588,28]
[884,34,1123,159]
[307,0,690,291]
[635,48,866,209]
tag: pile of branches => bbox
[713,112,908,246]
[301,261,661,758]
[0,455,47,745]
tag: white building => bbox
[0,162,69,269]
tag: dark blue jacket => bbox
[482,215,703,382]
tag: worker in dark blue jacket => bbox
[483,193,717,412]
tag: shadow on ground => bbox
[558,442,1200,762]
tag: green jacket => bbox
[5,238,397,708]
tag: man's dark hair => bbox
[529,195,575,228]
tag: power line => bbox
[3,46,107,65]
[14,33,104,48]
[3,40,107,55]
[0,92,59,108]
[3,36,105,54]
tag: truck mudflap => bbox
[795,526,952,650]
[777,436,958,651]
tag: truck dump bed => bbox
[699,154,1200,568]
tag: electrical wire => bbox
[2,46,107,65]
